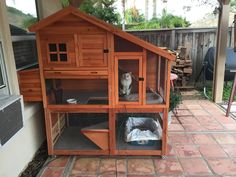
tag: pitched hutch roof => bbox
[29,6,175,61]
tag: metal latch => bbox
[103,49,109,53]
[139,77,144,81]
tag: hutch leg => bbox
[44,109,54,155]
[109,110,116,155]
[226,72,236,116]
[161,108,168,156]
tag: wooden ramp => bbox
[81,122,109,150]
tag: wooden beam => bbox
[170,29,176,50]
[213,2,230,102]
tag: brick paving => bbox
[38,99,236,177]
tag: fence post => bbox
[170,29,176,50]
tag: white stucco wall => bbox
[36,0,62,19]
[0,103,45,177]
[0,1,46,177]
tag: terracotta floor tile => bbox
[127,158,155,175]
[190,109,210,116]
[99,159,116,175]
[200,101,218,107]
[198,144,228,158]
[201,101,218,107]
[173,144,201,158]
[215,116,236,124]
[182,100,199,105]
[157,176,183,177]
[223,124,236,131]
[168,134,193,144]
[179,158,212,176]
[203,104,223,110]
[191,134,217,144]
[168,124,184,132]
[96,159,126,176]
[221,145,236,158]
[198,100,213,105]
[182,123,205,132]
[70,175,96,177]
[154,158,183,175]
[127,175,155,177]
[178,116,199,124]
[186,104,203,110]
[98,173,125,177]
[48,156,69,167]
[117,173,126,177]
[70,158,100,175]
[41,168,64,177]
[207,109,225,116]
[116,159,126,173]
[207,158,236,176]
[170,116,179,124]
[166,144,177,157]
[195,116,218,124]
[213,134,236,144]
[176,104,187,110]
[232,133,236,138]
[201,122,225,131]
[175,110,192,116]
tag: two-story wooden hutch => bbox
[18,6,175,156]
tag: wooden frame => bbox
[114,52,143,105]
[109,108,165,156]
[18,6,174,156]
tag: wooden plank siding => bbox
[17,68,42,101]
[129,27,234,81]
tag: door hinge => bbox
[139,77,144,81]
[103,49,109,53]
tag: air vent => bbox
[0,95,23,146]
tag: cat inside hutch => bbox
[118,59,140,102]
[118,58,163,104]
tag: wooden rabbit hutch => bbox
[18,6,175,156]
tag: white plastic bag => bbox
[125,117,162,142]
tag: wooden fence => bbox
[128,27,234,81]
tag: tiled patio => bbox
[37,99,236,177]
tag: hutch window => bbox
[146,52,165,105]
[48,43,68,62]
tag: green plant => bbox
[199,81,236,101]
[80,0,120,25]
[23,16,38,29]
[169,90,182,112]
[125,9,190,30]
[125,7,145,24]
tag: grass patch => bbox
[201,81,236,101]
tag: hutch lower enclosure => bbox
[18,6,175,156]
